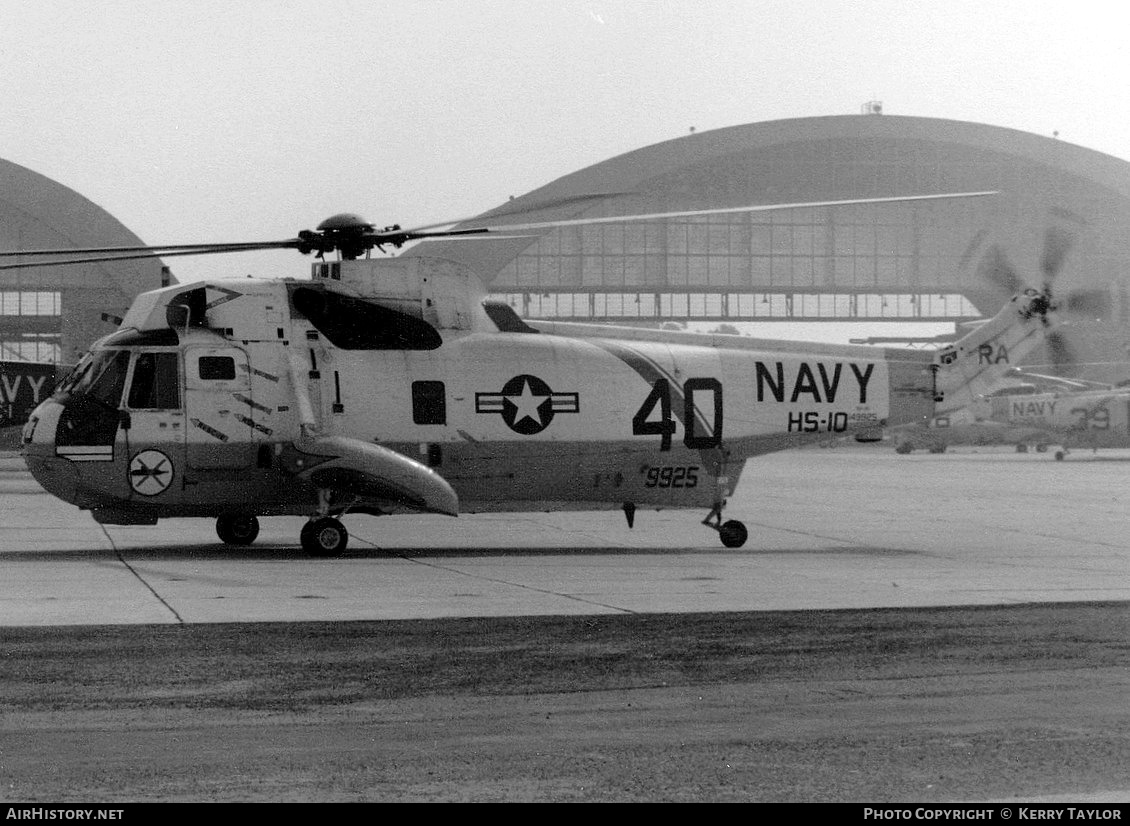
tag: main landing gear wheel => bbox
[718,520,749,549]
[216,514,260,546]
[301,516,349,558]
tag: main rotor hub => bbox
[316,213,374,233]
[300,213,389,259]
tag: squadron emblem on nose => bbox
[129,449,174,496]
[475,374,579,435]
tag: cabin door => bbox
[184,346,257,470]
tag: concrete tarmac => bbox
[2,443,1128,626]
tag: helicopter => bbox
[898,377,1130,459]
[5,193,1071,556]
[890,225,1121,457]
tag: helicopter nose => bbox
[20,399,78,503]
[22,398,61,450]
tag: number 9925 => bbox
[643,466,699,488]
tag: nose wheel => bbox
[718,519,748,548]
[301,516,349,557]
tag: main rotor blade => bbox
[388,191,999,240]
[414,234,539,243]
[0,190,997,265]
[0,240,296,258]
[0,243,290,271]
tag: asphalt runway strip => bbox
[2,601,1128,802]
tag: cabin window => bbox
[412,381,446,425]
[128,352,180,410]
[290,287,442,350]
[199,355,236,381]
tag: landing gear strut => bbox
[299,487,351,557]
[216,513,260,546]
[301,516,349,557]
[702,502,748,548]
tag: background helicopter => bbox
[5,193,1071,555]
[891,225,1125,457]
[898,373,1130,459]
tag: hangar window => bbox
[0,291,60,315]
[0,291,62,361]
[0,338,59,362]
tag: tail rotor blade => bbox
[1064,287,1109,319]
[1041,225,1075,284]
[1045,331,1076,375]
[978,244,1024,295]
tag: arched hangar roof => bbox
[409,114,1130,314]
[0,158,165,301]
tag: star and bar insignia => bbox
[475,374,579,435]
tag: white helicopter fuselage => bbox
[19,256,1051,551]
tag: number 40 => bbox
[631,377,723,451]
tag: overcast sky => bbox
[2,0,1128,340]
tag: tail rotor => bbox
[974,216,1103,377]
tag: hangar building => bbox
[6,113,1130,381]
[0,159,167,366]
[412,113,1130,376]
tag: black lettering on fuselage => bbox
[1012,400,1055,418]
[756,362,785,402]
[790,363,820,402]
[756,361,875,404]
[787,363,845,403]
[851,363,874,404]
[978,343,1010,365]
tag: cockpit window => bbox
[128,352,180,410]
[55,353,94,396]
[65,350,131,408]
